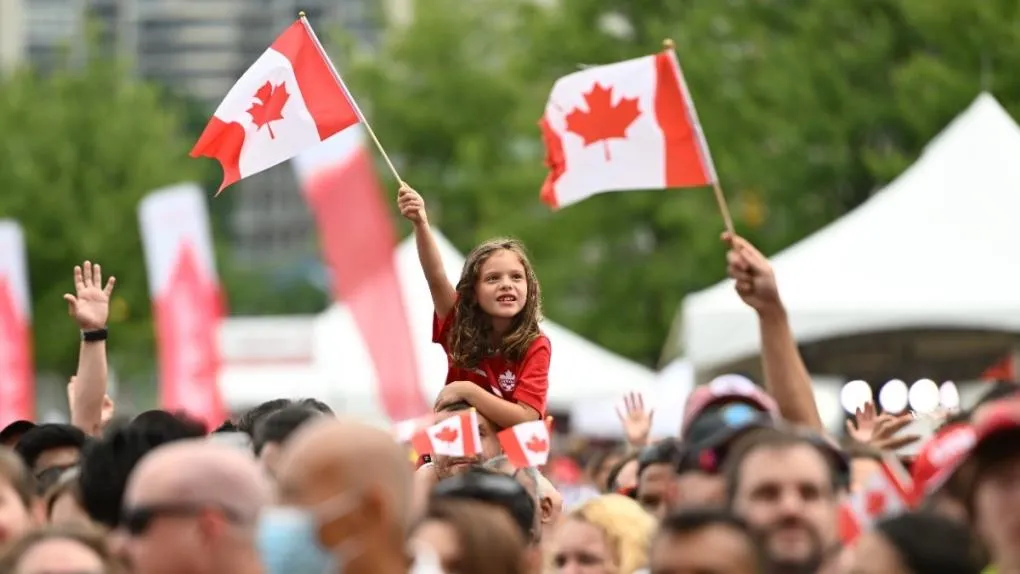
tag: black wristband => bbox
[81,328,108,343]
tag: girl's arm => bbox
[447,383,541,428]
[398,185,456,319]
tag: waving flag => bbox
[191,18,359,192]
[411,410,482,458]
[539,47,716,208]
[499,420,551,468]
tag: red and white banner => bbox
[292,126,429,421]
[190,19,359,192]
[539,48,716,208]
[0,221,34,424]
[138,184,226,429]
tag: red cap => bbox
[681,375,780,437]
[910,423,976,501]
[972,397,1020,442]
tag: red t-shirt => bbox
[433,309,550,416]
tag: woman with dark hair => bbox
[413,499,528,574]
[845,511,982,574]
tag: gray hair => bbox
[484,456,545,498]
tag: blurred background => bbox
[1,0,1019,437]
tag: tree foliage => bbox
[0,56,207,377]
[338,0,1020,366]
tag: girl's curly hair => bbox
[447,238,542,368]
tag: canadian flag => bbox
[539,48,716,209]
[498,420,551,469]
[292,127,429,421]
[839,459,913,544]
[138,184,226,429]
[392,413,436,443]
[191,19,359,192]
[411,410,482,458]
[0,221,34,425]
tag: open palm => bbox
[64,261,116,330]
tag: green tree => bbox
[339,0,1020,366]
[0,55,207,378]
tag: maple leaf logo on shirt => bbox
[525,435,548,454]
[247,81,290,139]
[564,83,641,161]
[435,426,459,444]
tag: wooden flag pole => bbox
[662,38,735,236]
[299,11,406,185]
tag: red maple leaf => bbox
[247,81,289,139]
[564,83,641,162]
[525,435,548,454]
[435,426,459,444]
[864,491,887,517]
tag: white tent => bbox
[569,358,694,439]
[676,93,1020,380]
[313,229,655,423]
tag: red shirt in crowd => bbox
[433,309,551,416]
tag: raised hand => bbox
[63,261,116,330]
[397,183,428,226]
[615,391,653,447]
[723,232,780,312]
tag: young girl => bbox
[398,184,550,428]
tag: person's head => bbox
[0,524,122,574]
[604,452,639,497]
[130,410,207,437]
[485,455,563,536]
[77,415,206,529]
[724,427,840,574]
[15,424,87,483]
[252,405,323,478]
[848,511,981,574]
[44,468,90,528]
[117,440,270,574]
[235,399,294,437]
[587,450,624,493]
[432,467,537,544]
[431,401,501,479]
[0,447,35,545]
[649,508,761,574]
[635,439,679,519]
[964,397,1020,568]
[552,494,656,574]
[680,375,779,440]
[414,498,528,574]
[0,420,36,448]
[449,238,542,367]
[266,417,413,574]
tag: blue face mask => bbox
[256,507,337,574]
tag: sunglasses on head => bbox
[432,470,528,500]
[120,502,243,536]
[35,464,78,494]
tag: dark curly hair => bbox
[447,238,542,368]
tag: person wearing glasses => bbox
[113,440,270,574]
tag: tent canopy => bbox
[675,93,1020,381]
[313,229,654,422]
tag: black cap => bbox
[0,420,36,445]
[678,404,776,475]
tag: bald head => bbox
[277,418,412,532]
[126,439,271,523]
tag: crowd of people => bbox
[0,184,1013,574]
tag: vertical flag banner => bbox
[0,221,34,424]
[138,184,226,428]
[190,19,360,192]
[293,126,429,420]
[539,49,717,208]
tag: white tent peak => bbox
[677,92,1020,372]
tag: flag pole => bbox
[299,12,406,185]
[663,38,735,236]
